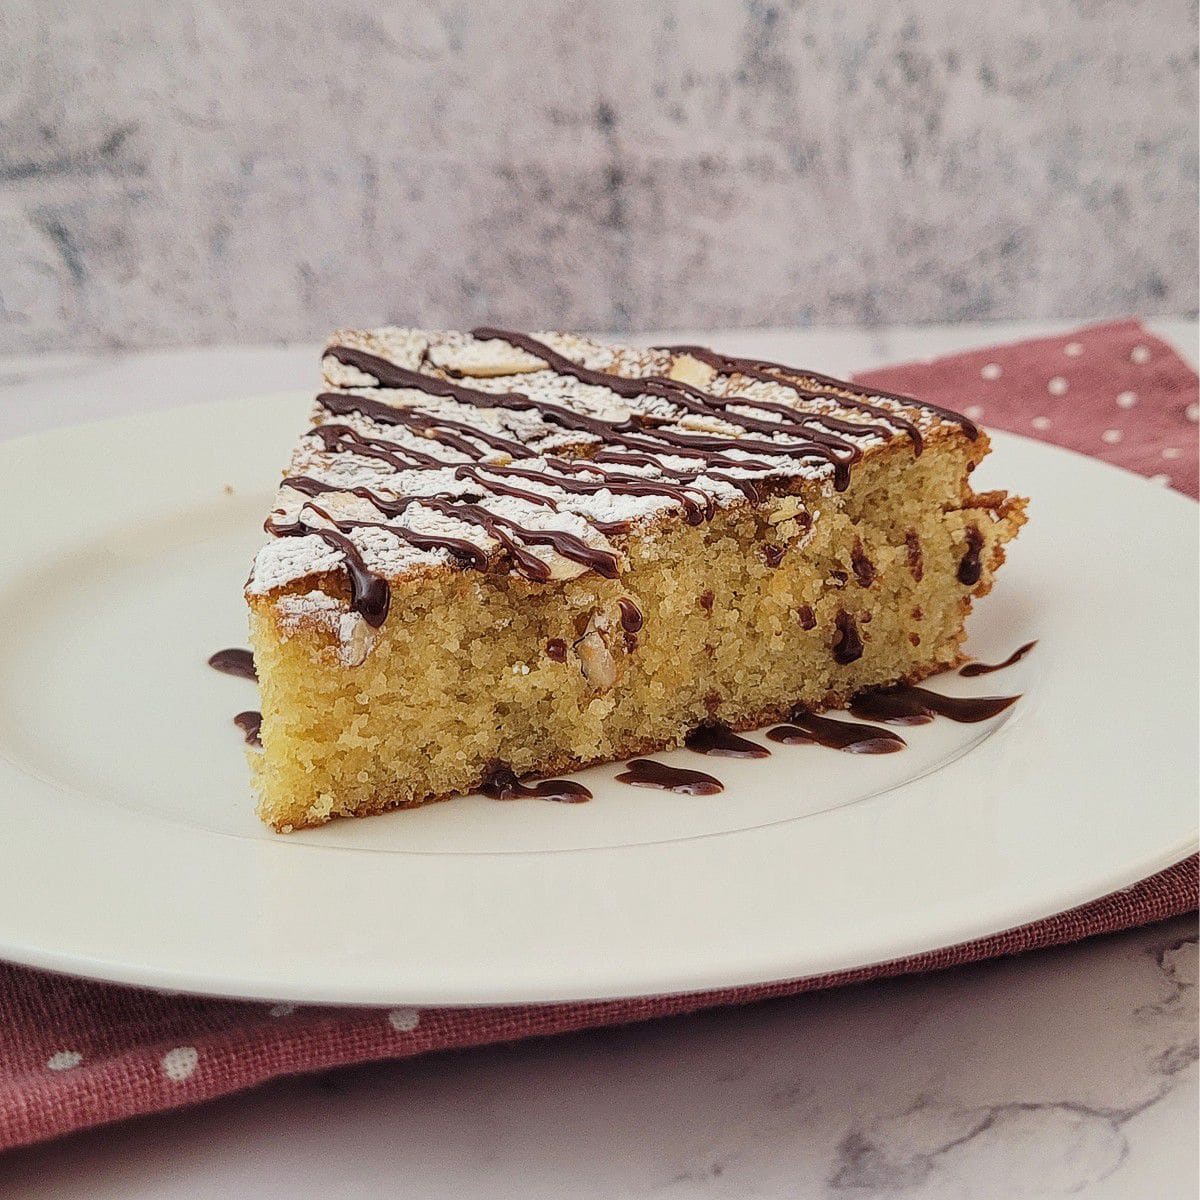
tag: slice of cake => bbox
[246,328,1026,831]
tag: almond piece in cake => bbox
[246,328,1026,831]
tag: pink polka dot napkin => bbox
[0,319,1196,1152]
[854,318,1198,498]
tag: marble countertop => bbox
[0,320,1195,1199]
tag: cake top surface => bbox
[247,328,977,624]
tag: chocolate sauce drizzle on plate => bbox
[615,759,724,795]
[480,765,592,804]
[685,724,771,758]
[233,711,263,746]
[960,640,1037,677]
[207,648,257,681]
[767,712,906,754]
[850,683,1019,725]
[210,649,263,746]
[282,332,975,626]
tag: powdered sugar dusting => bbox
[427,332,545,376]
[274,589,344,631]
[249,535,347,595]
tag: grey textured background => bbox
[1,1,1196,352]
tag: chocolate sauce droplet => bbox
[767,712,905,753]
[851,683,1019,724]
[234,710,262,746]
[959,640,1037,677]
[685,724,771,758]
[833,610,864,664]
[480,764,592,803]
[957,526,985,586]
[615,759,724,795]
[208,648,257,681]
[617,598,644,634]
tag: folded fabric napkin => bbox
[855,318,1198,499]
[1,319,1196,1152]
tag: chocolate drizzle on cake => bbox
[960,640,1037,677]
[318,386,536,460]
[767,712,906,754]
[657,345,979,443]
[615,759,724,794]
[254,331,989,625]
[472,328,875,492]
[685,724,771,758]
[208,648,257,680]
[329,337,858,493]
[271,473,621,617]
[265,510,393,626]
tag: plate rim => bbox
[1,835,1194,1009]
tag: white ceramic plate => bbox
[0,395,1195,1006]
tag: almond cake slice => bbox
[245,328,1027,831]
